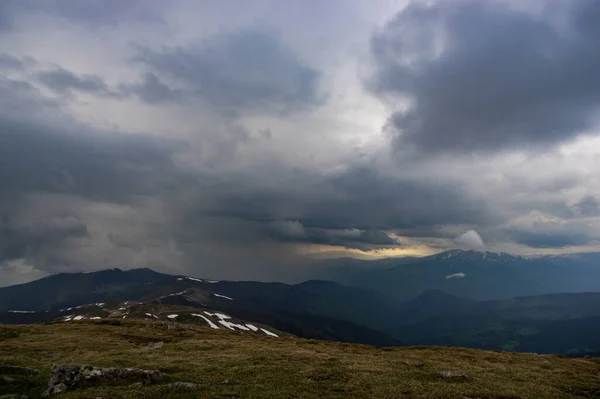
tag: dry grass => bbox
[1,320,600,398]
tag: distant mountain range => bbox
[0,269,402,347]
[2,249,600,355]
[325,249,600,300]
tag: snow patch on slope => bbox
[219,320,250,331]
[260,328,279,337]
[204,311,231,320]
[446,272,466,279]
[191,313,219,329]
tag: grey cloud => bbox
[119,72,182,105]
[507,229,594,249]
[202,165,493,236]
[31,64,172,103]
[303,167,493,231]
[574,196,600,217]
[0,0,163,31]
[0,214,88,262]
[268,220,398,250]
[5,0,600,283]
[0,77,62,132]
[0,70,312,279]
[36,68,117,97]
[0,54,25,70]
[0,72,194,275]
[42,0,163,26]
[500,208,600,248]
[0,1,21,31]
[134,29,321,114]
[0,70,185,212]
[0,118,182,204]
[0,58,123,99]
[369,0,600,153]
[1,67,182,205]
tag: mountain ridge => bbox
[334,249,600,301]
[4,260,600,354]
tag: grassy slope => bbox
[1,321,600,399]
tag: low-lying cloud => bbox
[455,230,486,252]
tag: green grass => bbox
[1,321,600,398]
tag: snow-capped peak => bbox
[428,249,523,263]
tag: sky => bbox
[1,0,600,286]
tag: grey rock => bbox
[44,364,163,395]
[42,383,68,397]
[142,341,164,350]
[438,370,470,380]
[169,382,197,389]
[0,366,40,375]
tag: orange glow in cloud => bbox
[294,243,437,259]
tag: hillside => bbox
[0,268,168,312]
[5,267,600,354]
[0,273,402,347]
[2,321,600,398]
[395,290,600,355]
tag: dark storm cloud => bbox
[0,73,191,274]
[267,220,398,250]
[119,72,182,105]
[0,214,88,262]
[0,54,25,70]
[1,56,120,99]
[202,165,493,236]
[4,0,600,283]
[0,71,183,208]
[42,0,163,26]
[574,195,600,217]
[304,167,493,231]
[507,229,593,249]
[134,29,321,113]
[0,1,21,31]
[369,0,600,153]
[0,118,182,204]
[36,68,118,97]
[22,63,173,102]
[0,0,162,31]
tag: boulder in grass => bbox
[43,364,163,396]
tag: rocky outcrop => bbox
[141,341,164,350]
[169,382,197,389]
[42,364,162,396]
